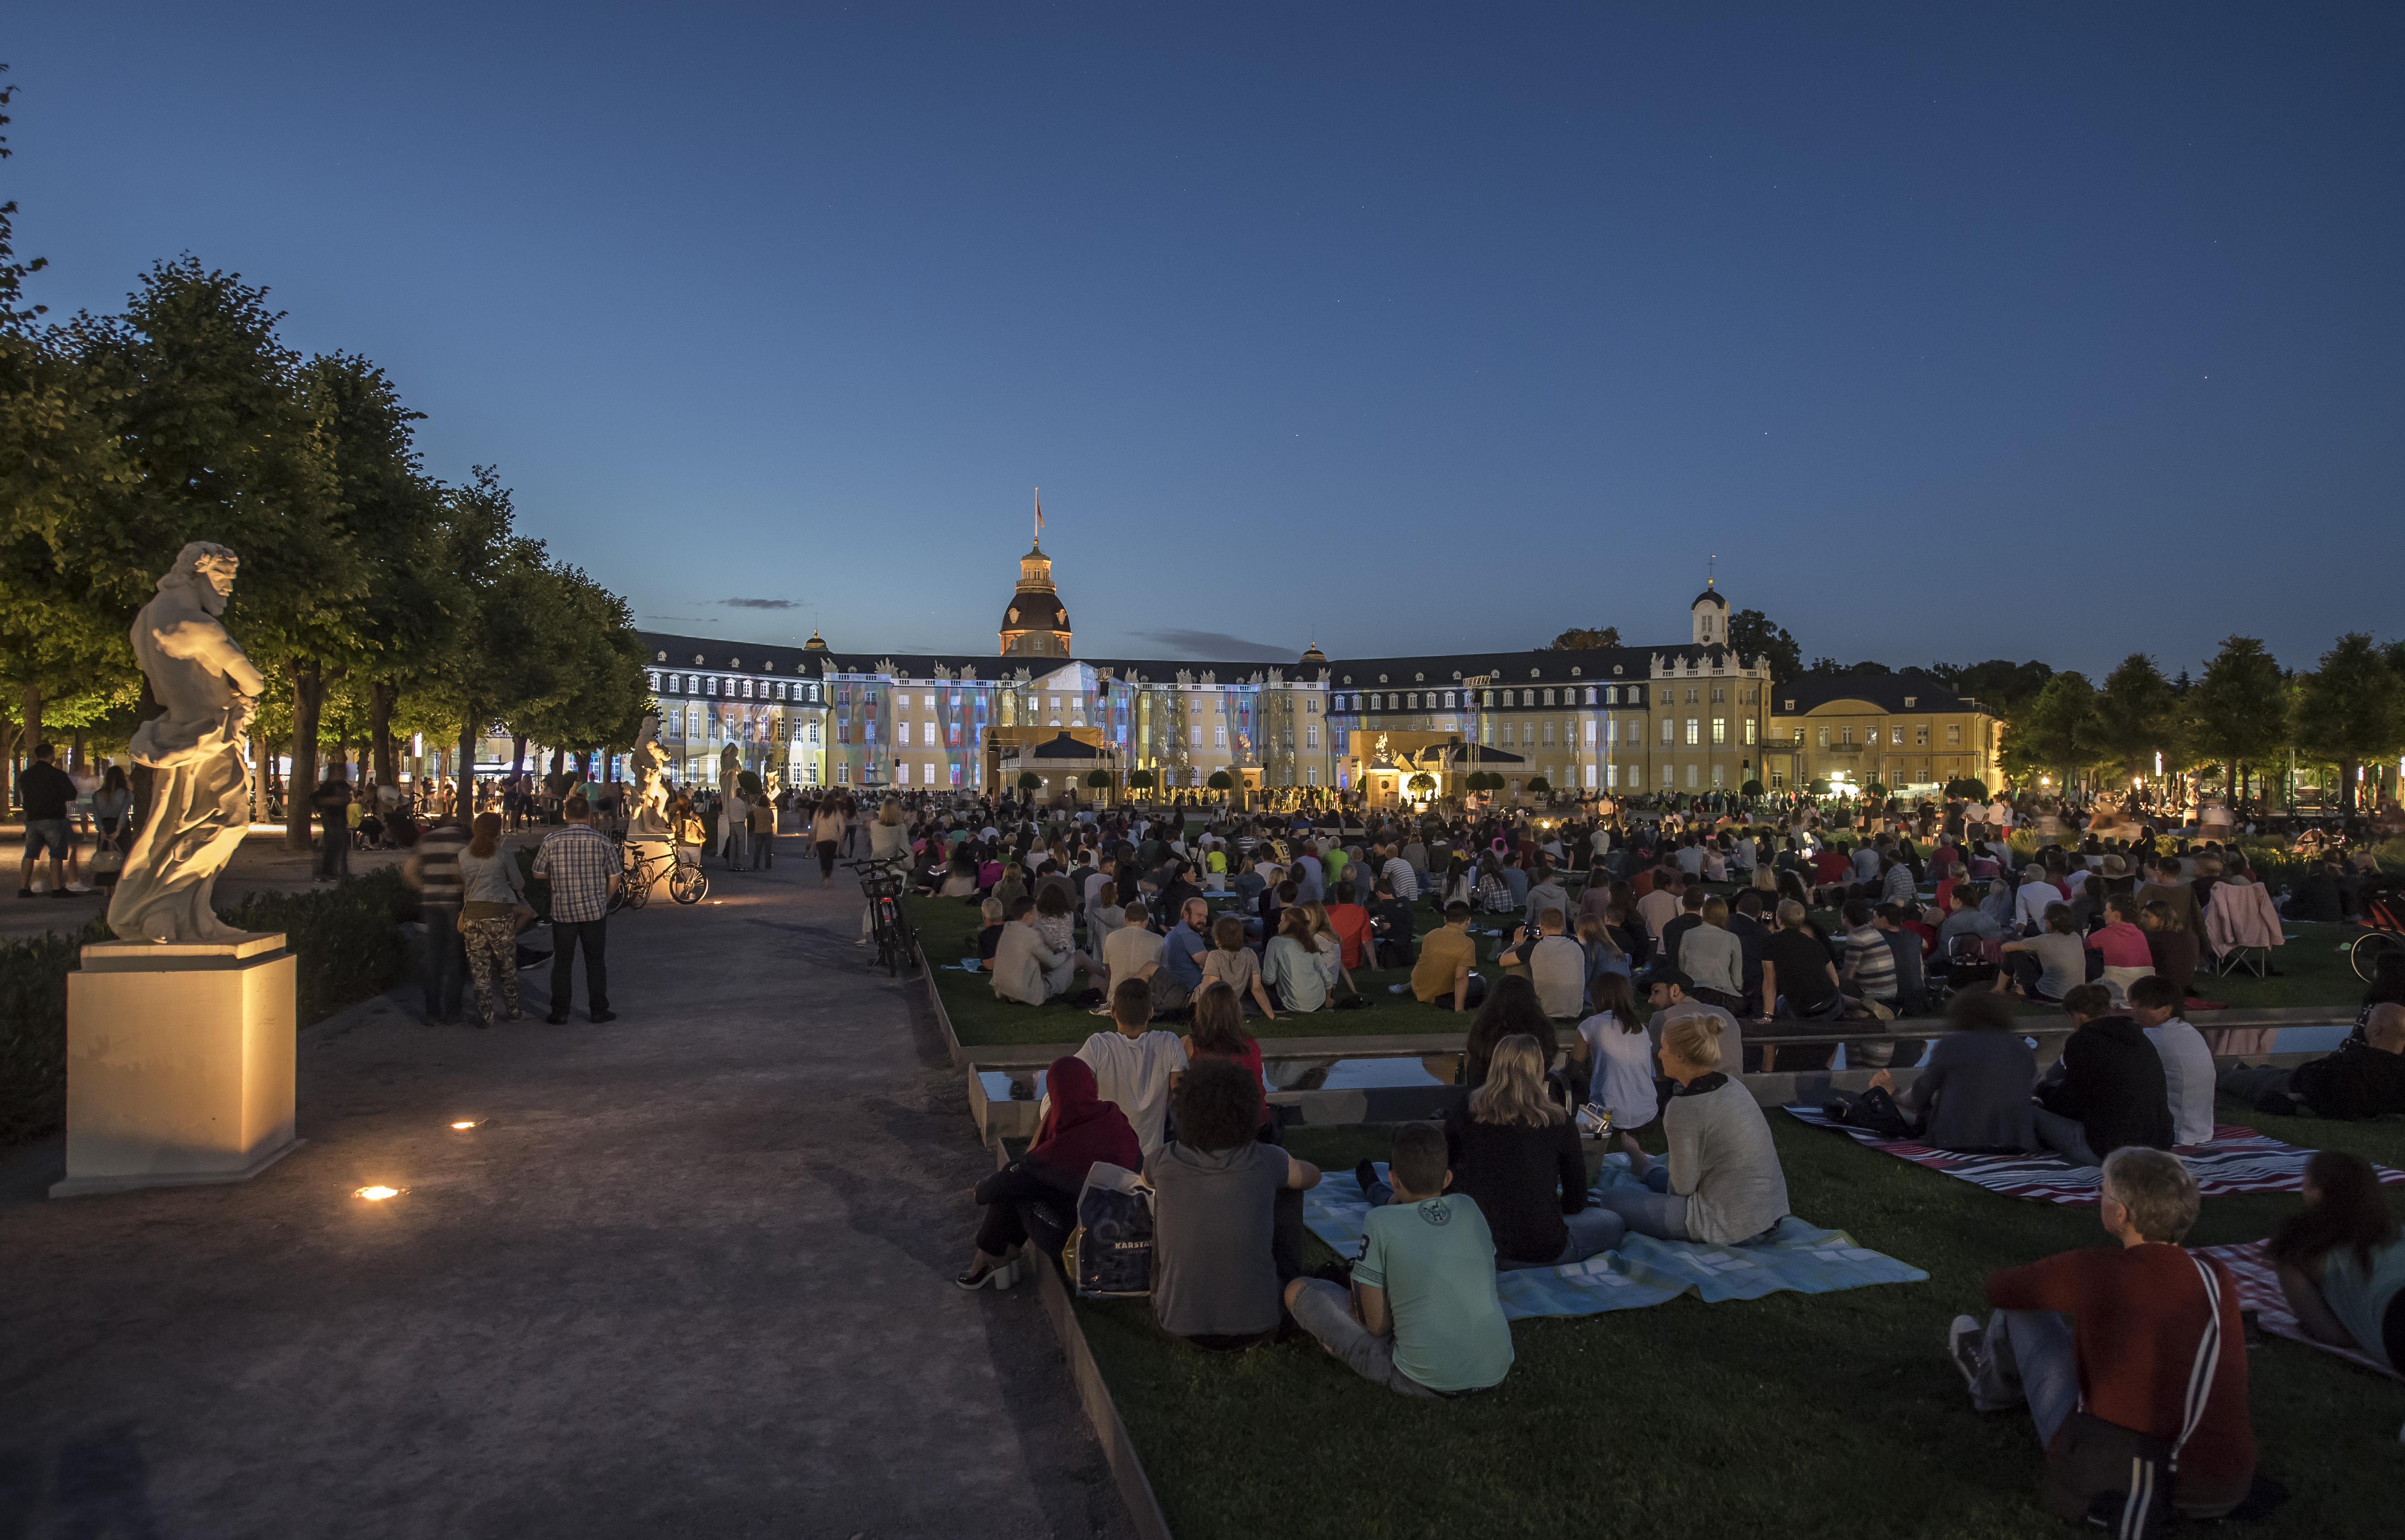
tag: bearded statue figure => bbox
[108,543,268,945]
[626,711,673,838]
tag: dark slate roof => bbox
[1001,590,1069,629]
[1016,733,1102,760]
[639,631,826,675]
[1322,644,1740,689]
[1693,587,1727,609]
[1772,669,1991,716]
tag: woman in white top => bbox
[1260,907,1328,1014]
[810,797,847,887]
[859,799,914,942]
[1300,901,1354,998]
[1576,974,1658,1131]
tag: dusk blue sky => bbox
[8,4,2400,677]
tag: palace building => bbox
[634,545,1780,804]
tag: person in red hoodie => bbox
[1947,1146,2253,1522]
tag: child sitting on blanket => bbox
[2265,1148,2405,1375]
[1287,1123,1516,1398]
[1593,1016,1791,1246]
[1947,1147,2255,1522]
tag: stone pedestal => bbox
[52,933,300,1199]
[624,837,680,903]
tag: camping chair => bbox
[2205,880,2285,978]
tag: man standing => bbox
[18,743,82,898]
[404,817,469,1025]
[311,772,353,882]
[534,794,620,1024]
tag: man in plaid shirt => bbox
[534,795,622,1023]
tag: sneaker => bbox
[1354,1158,1379,1200]
[65,882,90,894]
[1948,1314,1985,1387]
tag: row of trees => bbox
[0,74,648,848]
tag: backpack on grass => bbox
[1063,1162,1155,1298]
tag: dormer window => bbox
[1903,696,1918,708]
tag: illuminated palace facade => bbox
[635,543,1779,802]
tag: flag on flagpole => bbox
[1034,487,1043,545]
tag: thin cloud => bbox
[721,597,801,610]
[1132,629,1299,664]
[642,615,706,623]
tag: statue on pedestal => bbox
[626,712,673,838]
[108,543,267,944]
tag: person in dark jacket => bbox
[2219,1002,2405,1121]
[1438,1034,1620,1269]
[1869,990,2036,1151]
[2031,983,2174,1165]
[956,1055,1138,1289]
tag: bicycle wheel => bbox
[671,863,710,905]
[625,864,652,909]
[878,899,900,976]
[2351,931,2399,984]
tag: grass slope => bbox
[1072,1107,2405,1540]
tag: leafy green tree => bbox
[2006,672,2098,790]
[2187,636,2288,807]
[2085,654,2182,783]
[1085,770,1110,789]
[1017,771,1041,791]
[2294,633,2404,814]
[1526,776,1551,795]
[1726,610,1800,682]
[1545,627,1620,650]
[1126,768,1155,791]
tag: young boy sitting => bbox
[1147,1059,1319,1349]
[1948,1145,2254,1522]
[1077,978,1189,1161]
[1285,1122,1515,1399]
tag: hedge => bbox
[0,866,420,1148]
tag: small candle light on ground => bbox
[355,1185,400,1201]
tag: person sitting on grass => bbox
[1261,906,1329,1014]
[1866,989,2037,1152]
[2220,1001,2405,1121]
[1182,982,1267,1130]
[1948,1146,2255,1523]
[2032,983,2173,1167]
[1031,883,1100,992]
[2139,899,2201,1005]
[1500,906,1588,1021]
[1147,1058,1320,1350]
[957,1055,1138,1291]
[1411,900,1486,1011]
[1324,880,1374,970]
[968,896,1006,972]
[1288,1121,1516,1399]
[1202,912,1279,1020]
[1370,877,1419,967]
[2000,902,2084,1002]
[990,896,1075,1006]
[1431,1034,1623,1269]
[1463,974,1562,1090]
[1594,1015,1789,1246]
[2128,974,2217,1148]
[1077,977,1189,1161]
[1300,902,1356,1001]
[2265,1148,2405,1376]
[1576,972,1656,1135]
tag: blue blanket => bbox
[1303,1157,1928,1319]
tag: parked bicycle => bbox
[846,856,920,977]
[613,836,708,911]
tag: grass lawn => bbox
[1069,1106,2405,1540]
[917,889,2374,1050]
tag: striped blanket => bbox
[1781,1104,2405,1206]
[1303,1158,1927,1320]
[2192,1240,2400,1382]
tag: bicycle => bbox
[612,838,709,912]
[2348,889,2405,984]
[845,856,920,977]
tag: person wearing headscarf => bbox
[956,1055,1140,1290]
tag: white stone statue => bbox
[718,741,742,809]
[626,712,673,837]
[108,542,267,944]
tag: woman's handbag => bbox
[2038,1253,2226,1538]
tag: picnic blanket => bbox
[1302,1158,1927,1319]
[2193,1240,2401,1383]
[1782,1104,2405,1206]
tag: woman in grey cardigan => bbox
[1592,1015,1790,1245]
[1867,989,2037,1151]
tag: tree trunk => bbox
[510,733,527,777]
[460,710,480,822]
[370,680,398,787]
[2344,756,2362,815]
[550,745,564,778]
[252,729,268,824]
[20,684,42,770]
[130,674,163,841]
[288,663,323,850]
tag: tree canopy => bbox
[1545,626,1620,650]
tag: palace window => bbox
[1744,719,1756,745]
[1948,723,1962,745]
[1685,719,1699,746]
[1818,726,1831,747]
[1916,724,1929,746]
[1660,718,1674,746]
[1711,718,1726,745]
[1305,725,1318,748]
